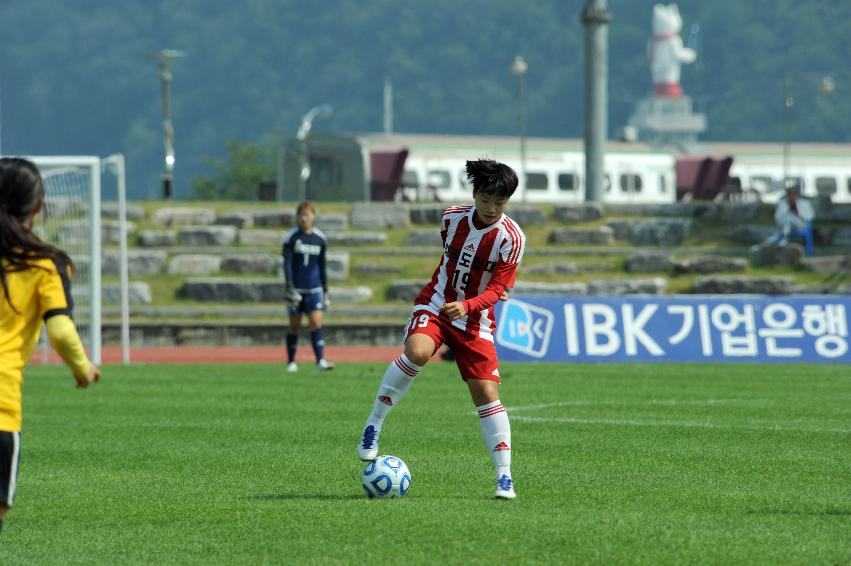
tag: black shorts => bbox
[0,431,21,508]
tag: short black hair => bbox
[465,159,518,198]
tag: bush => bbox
[190,139,277,200]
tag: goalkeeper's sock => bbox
[366,354,421,428]
[286,333,298,363]
[310,329,325,363]
[477,400,512,480]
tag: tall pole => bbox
[783,73,793,186]
[581,0,610,203]
[150,50,184,199]
[383,76,394,134]
[296,103,333,201]
[511,56,528,202]
[159,55,174,199]
[298,139,308,202]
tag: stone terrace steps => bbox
[340,245,850,257]
[89,201,851,313]
[106,278,851,318]
[109,244,797,258]
[102,304,413,320]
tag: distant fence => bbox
[494,296,850,363]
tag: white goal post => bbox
[102,154,130,364]
[31,156,102,364]
[24,155,130,367]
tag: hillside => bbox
[2,1,849,199]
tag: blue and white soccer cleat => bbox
[358,424,380,461]
[495,474,516,499]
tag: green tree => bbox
[190,139,277,201]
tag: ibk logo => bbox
[496,299,554,358]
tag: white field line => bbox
[507,399,755,413]
[502,400,850,434]
[510,415,851,435]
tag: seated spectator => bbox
[759,185,815,254]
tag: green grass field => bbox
[1,362,849,565]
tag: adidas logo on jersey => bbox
[377,395,393,406]
[493,441,511,452]
[491,368,500,377]
[464,243,475,252]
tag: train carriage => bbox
[280,132,851,204]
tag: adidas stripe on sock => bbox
[367,354,421,427]
[477,400,512,480]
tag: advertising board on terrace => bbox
[494,296,850,364]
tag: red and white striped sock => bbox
[477,400,512,479]
[367,354,421,429]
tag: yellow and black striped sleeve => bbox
[38,258,90,378]
[38,257,74,321]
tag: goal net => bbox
[31,156,102,364]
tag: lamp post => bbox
[510,55,528,201]
[581,0,610,203]
[384,76,394,134]
[782,73,793,186]
[296,103,333,201]
[148,49,184,200]
[782,73,836,192]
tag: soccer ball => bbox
[362,455,411,498]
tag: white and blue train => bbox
[281,132,851,204]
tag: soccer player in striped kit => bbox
[357,159,525,499]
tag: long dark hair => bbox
[0,157,72,310]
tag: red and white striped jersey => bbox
[414,205,526,341]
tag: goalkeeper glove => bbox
[285,284,302,305]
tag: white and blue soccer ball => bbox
[362,455,411,499]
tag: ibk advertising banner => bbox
[494,296,850,363]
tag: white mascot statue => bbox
[649,3,696,97]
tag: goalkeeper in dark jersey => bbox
[282,201,334,372]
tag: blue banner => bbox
[494,296,851,363]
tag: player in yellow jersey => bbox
[0,157,100,533]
